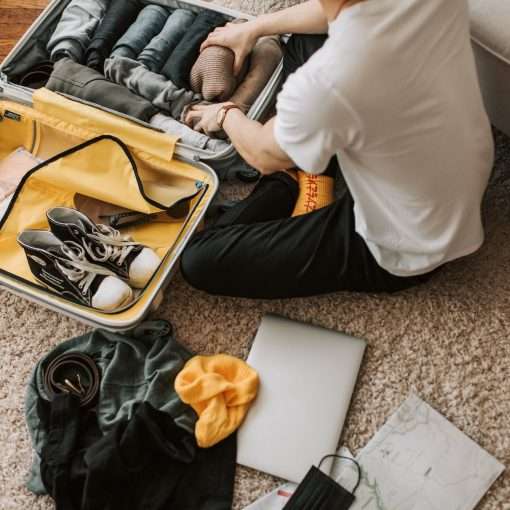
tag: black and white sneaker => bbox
[17,230,133,311]
[47,207,161,289]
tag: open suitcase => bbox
[0,0,284,331]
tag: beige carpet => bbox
[1,2,510,509]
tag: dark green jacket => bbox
[25,320,196,494]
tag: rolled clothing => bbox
[47,58,158,122]
[160,10,227,89]
[18,61,54,89]
[150,113,229,152]
[104,56,200,119]
[85,0,142,70]
[181,36,282,129]
[47,0,109,63]
[229,36,283,111]
[190,46,237,101]
[138,8,196,73]
[190,19,248,102]
[25,321,197,494]
[111,4,170,60]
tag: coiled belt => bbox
[43,352,100,407]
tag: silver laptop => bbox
[237,314,366,483]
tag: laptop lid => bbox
[237,314,366,483]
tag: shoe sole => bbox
[33,275,134,312]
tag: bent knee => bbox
[180,240,212,291]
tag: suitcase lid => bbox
[0,89,218,331]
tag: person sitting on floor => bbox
[180,0,494,299]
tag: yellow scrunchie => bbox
[175,354,259,448]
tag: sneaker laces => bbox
[56,242,116,296]
[81,224,139,267]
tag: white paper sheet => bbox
[336,394,505,510]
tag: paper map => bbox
[336,394,505,510]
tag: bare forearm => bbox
[223,110,293,174]
[250,0,328,37]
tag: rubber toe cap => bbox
[92,276,133,311]
[129,248,161,288]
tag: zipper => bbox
[0,133,203,231]
[28,121,38,154]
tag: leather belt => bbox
[44,352,100,407]
[18,61,54,88]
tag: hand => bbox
[183,102,228,136]
[200,20,259,76]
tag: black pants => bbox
[41,396,236,510]
[180,35,431,299]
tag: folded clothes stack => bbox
[38,1,283,153]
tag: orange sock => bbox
[292,171,335,216]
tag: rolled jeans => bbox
[85,0,141,70]
[112,4,171,60]
[138,9,196,73]
[179,35,433,299]
[160,10,227,88]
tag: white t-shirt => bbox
[274,0,494,276]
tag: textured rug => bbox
[1,2,509,509]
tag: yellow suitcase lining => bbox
[0,89,216,322]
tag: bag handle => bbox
[318,454,362,494]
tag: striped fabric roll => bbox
[189,19,248,102]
